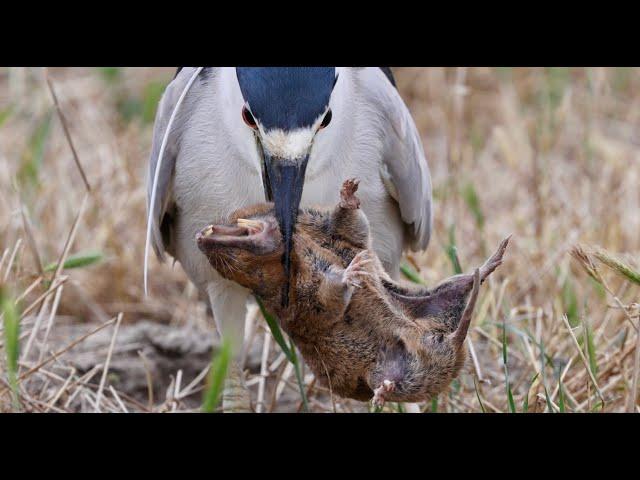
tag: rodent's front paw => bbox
[342,250,372,288]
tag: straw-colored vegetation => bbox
[1,67,639,412]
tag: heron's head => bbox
[235,67,338,305]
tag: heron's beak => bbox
[261,148,309,306]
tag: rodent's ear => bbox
[451,269,480,348]
[396,237,510,329]
[398,273,476,328]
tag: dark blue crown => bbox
[236,67,336,131]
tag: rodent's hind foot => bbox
[372,379,395,408]
[339,178,361,210]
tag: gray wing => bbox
[147,67,202,261]
[377,67,397,88]
[361,67,433,251]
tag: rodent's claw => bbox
[343,265,371,288]
[340,178,361,210]
[372,379,395,408]
[343,250,372,288]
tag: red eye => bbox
[242,106,258,129]
[319,109,332,129]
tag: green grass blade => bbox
[445,225,463,274]
[544,67,570,109]
[558,378,566,413]
[255,296,293,361]
[289,339,309,412]
[431,396,438,413]
[589,277,607,300]
[506,378,516,413]
[583,315,598,377]
[0,105,13,128]
[522,373,539,413]
[18,111,53,188]
[98,67,122,84]
[142,82,166,124]
[473,376,486,413]
[1,287,21,409]
[498,322,555,367]
[44,250,104,273]
[502,321,516,413]
[543,385,555,413]
[462,182,485,230]
[562,278,579,327]
[400,264,426,285]
[117,97,143,123]
[256,296,308,411]
[202,338,232,412]
[539,342,555,413]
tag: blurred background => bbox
[0,67,639,412]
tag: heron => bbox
[146,67,432,412]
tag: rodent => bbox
[197,179,509,406]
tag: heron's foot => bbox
[339,178,361,210]
[222,361,253,413]
[342,250,373,288]
[372,380,395,408]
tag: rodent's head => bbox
[197,201,361,307]
[373,269,483,400]
[196,203,287,299]
[414,324,471,396]
[414,238,511,399]
[416,268,482,396]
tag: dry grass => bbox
[1,67,639,412]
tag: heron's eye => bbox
[242,106,258,129]
[319,109,332,129]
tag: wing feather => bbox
[144,67,204,293]
[361,68,433,251]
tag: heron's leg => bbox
[206,279,253,413]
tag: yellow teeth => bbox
[202,225,214,237]
[237,218,262,230]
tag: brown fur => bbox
[197,180,510,405]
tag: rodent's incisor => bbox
[197,179,509,406]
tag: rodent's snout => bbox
[196,216,281,255]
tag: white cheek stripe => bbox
[261,127,316,160]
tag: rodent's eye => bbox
[434,334,444,344]
[242,106,258,129]
[319,109,332,129]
